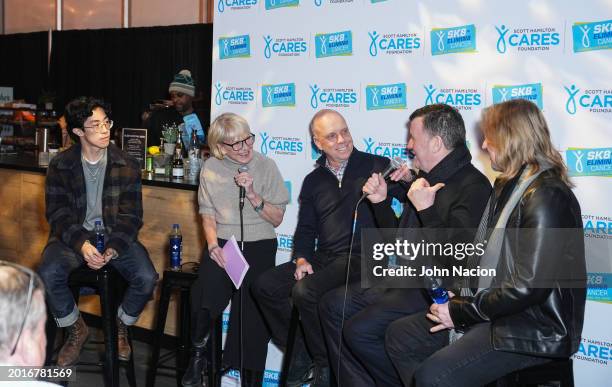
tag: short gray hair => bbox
[308,109,345,139]
[408,104,465,149]
[0,263,46,359]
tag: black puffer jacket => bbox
[449,169,586,357]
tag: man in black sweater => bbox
[252,109,405,387]
[318,104,492,386]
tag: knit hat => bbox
[169,69,195,97]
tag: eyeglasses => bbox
[0,260,36,356]
[84,118,113,133]
[223,133,255,151]
[317,127,351,143]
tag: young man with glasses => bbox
[38,97,158,366]
[252,109,406,387]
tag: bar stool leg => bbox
[279,306,300,387]
[126,331,137,387]
[176,287,191,386]
[207,316,223,387]
[146,279,173,387]
[100,271,119,387]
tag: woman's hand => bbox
[235,171,255,198]
[208,245,226,268]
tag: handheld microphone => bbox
[359,156,405,201]
[238,165,249,210]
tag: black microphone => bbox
[359,156,405,201]
[238,165,249,210]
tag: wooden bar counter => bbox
[0,152,204,336]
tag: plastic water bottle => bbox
[94,220,105,252]
[424,273,449,304]
[169,224,182,271]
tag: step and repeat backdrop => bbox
[210,1,611,385]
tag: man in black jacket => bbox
[318,104,492,386]
[252,109,405,387]
[385,99,585,387]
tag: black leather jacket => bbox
[449,169,586,357]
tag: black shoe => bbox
[182,345,207,387]
[310,366,330,387]
[286,337,314,386]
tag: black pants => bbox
[252,251,360,368]
[319,285,429,387]
[190,238,277,371]
[385,313,552,387]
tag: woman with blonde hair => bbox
[385,99,586,387]
[182,112,289,386]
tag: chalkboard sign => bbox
[122,128,147,169]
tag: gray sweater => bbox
[198,151,289,241]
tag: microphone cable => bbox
[336,156,409,386]
[337,194,366,387]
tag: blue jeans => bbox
[38,240,158,327]
[385,313,551,387]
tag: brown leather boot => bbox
[117,318,132,361]
[57,315,89,366]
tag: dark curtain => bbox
[48,23,213,129]
[0,31,49,103]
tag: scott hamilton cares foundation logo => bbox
[495,24,560,53]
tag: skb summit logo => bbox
[492,83,543,109]
[265,0,299,10]
[263,35,308,59]
[368,31,421,56]
[217,0,257,13]
[262,83,296,108]
[219,35,251,59]
[495,25,560,53]
[366,83,407,110]
[315,31,353,58]
[424,85,482,111]
[572,19,612,53]
[564,85,612,115]
[565,148,612,177]
[431,24,477,55]
[309,84,358,109]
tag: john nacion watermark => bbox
[360,228,589,290]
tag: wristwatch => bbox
[254,200,265,213]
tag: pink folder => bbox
[223,236,250,288]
